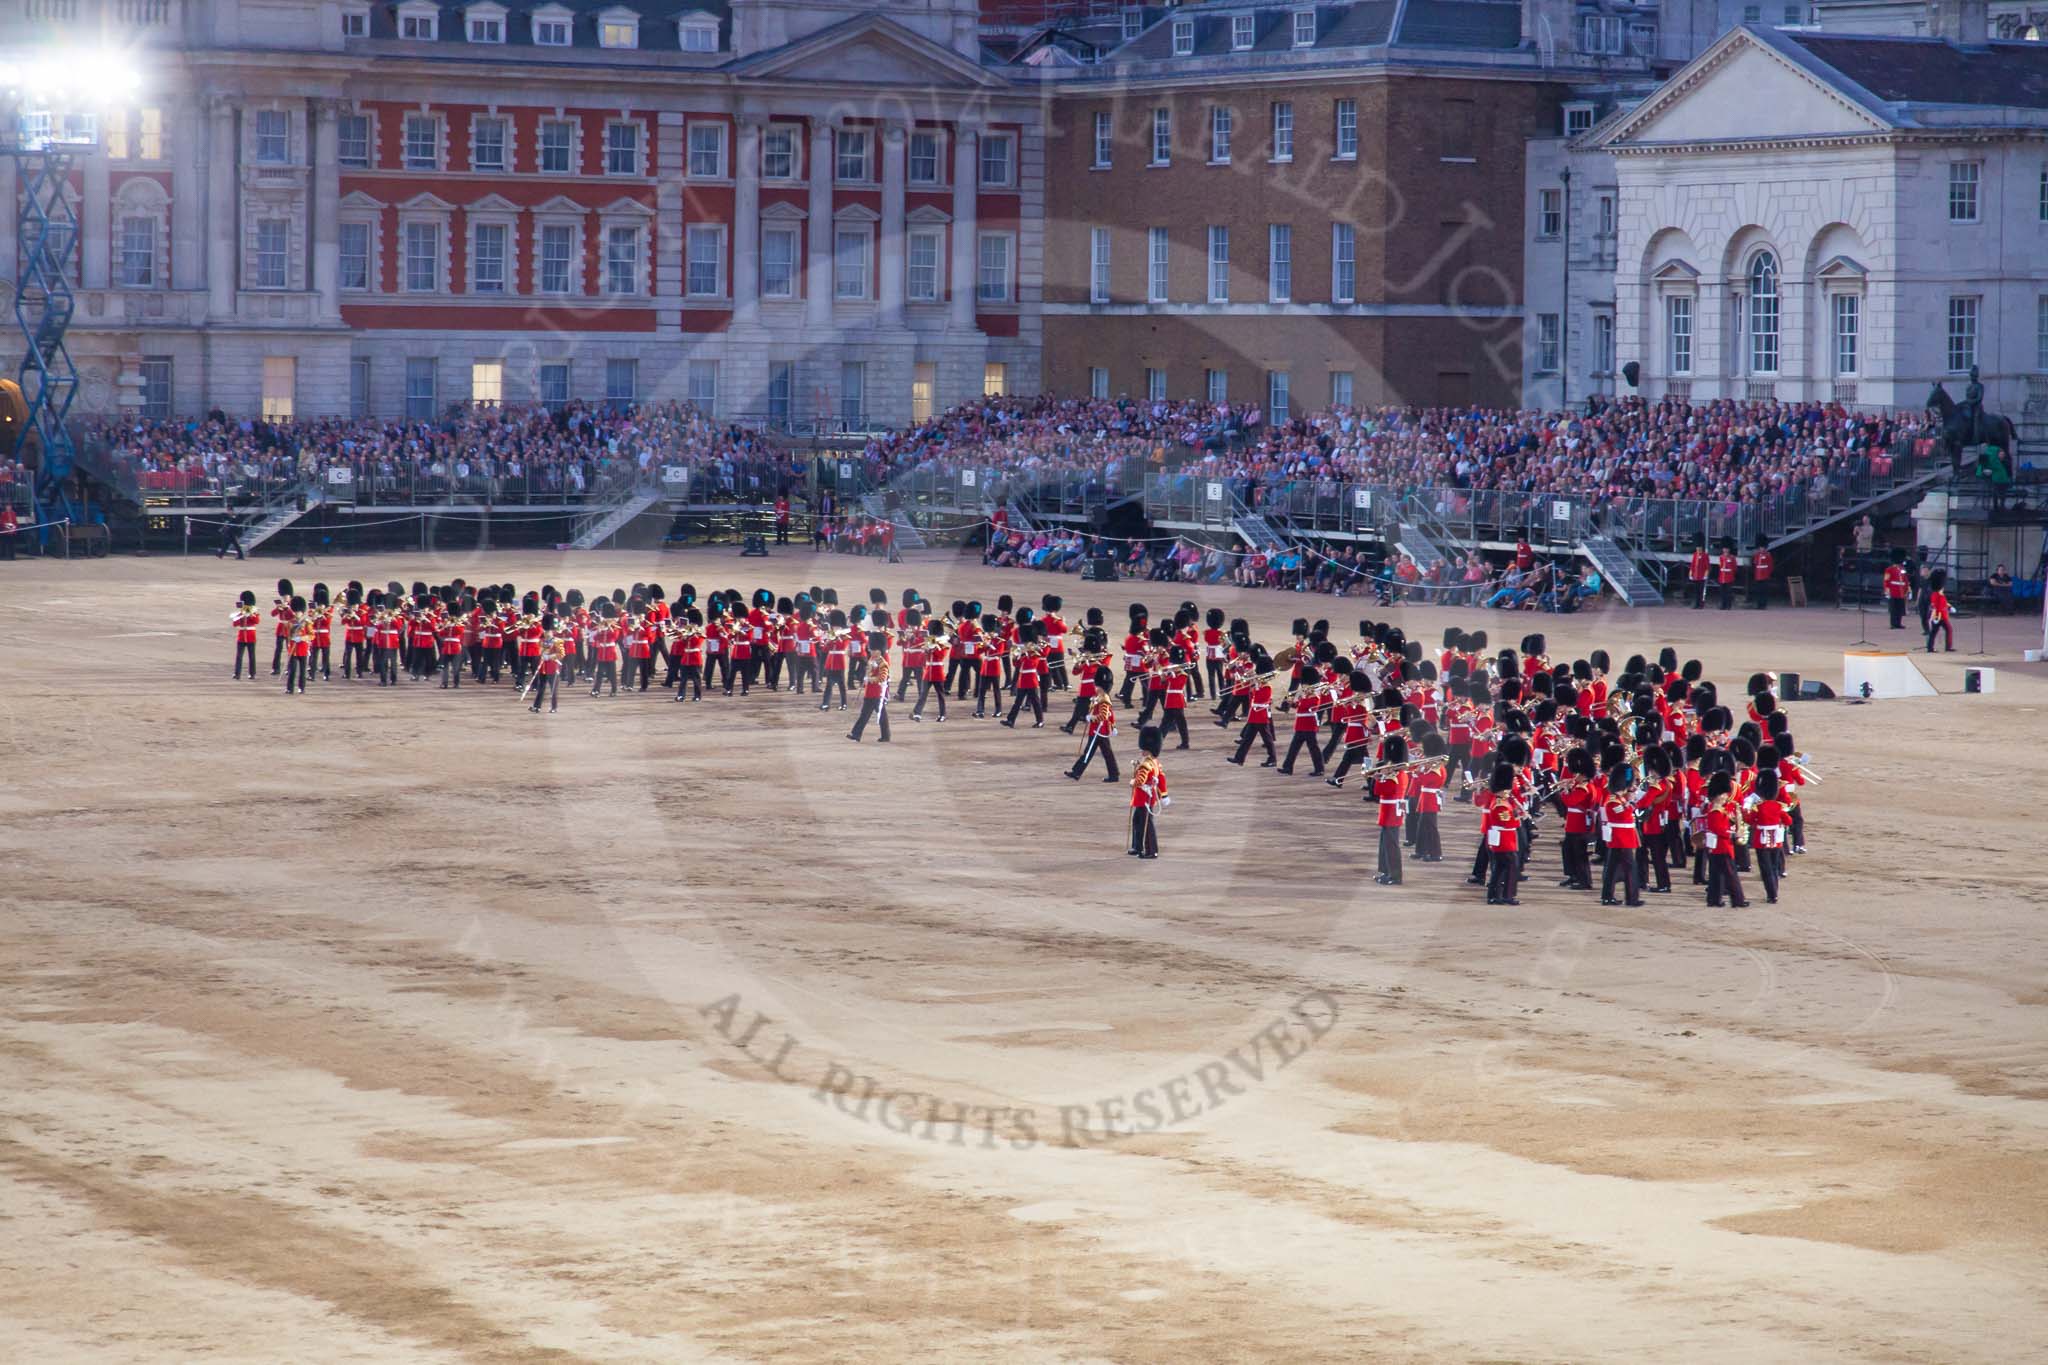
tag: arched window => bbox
[1748,250,1779,373]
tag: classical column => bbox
[879,121,906,328]
[82,142,111,289]
[949,122,977,331]
[311,99,341,320]
[207,98,238,321]
[733,116,762,327]
[805,121,832,327]
[171,99,204,292]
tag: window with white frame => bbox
[1205,368,1227,403]
[1090,366,1110,399]
[399,3,437,39]
[467,7,504,42]
[1538,187,1561,238]
[1231,13,1255,48]
[1123,7,1143,40]
[1597,192,1615,237]
[1151,107,1171,164]
[1090,227,1111,304]
[1949,160,1980,222]
[979,132,1014,187]
[338,112,369,167]
[688,359,719,411]
[540,119,574,173]
[263,357,296,420]
[909,129,940,184]
[836,128,871,182]
[1832,293,1859,375]
[1209,105,1232,163]
[983,362,1007,397]
[1207,225,1229,302]
[841,361,866,422]
[977,232,1012,304]
[1329,370,1353,407]
[472,222,508,293]
[674,122,721,180]
[607,358,638,406]
[835,227,869,298]
[1667,295,1692,374]
[1563,103,1595,137]
[600,12,638,47]
[1593,311,1614,374]
[117,215,155,287]
[763,125,797,180]
[1267,370,1290,421]
[606,122,641,175]
[2039,165,2048,221]
[254,110,290,164]
[2038,295,2048,371]
[403,114,438,171]
[348,357,369,417]
[470,360,503,406]
[537,362,570,410]
[1268,223,1290,302]
[1172,17,1194,54]
[1147,367,1167,401]
[1334,99,1357,158]
[1947,295,1979,373]
[762,225,799,299]
[1092,111,1112,168]
[906,228,942,302]
[533,10,569,44]
[1331,222,1355,303]
[1580,13,1622,52]
[766,360,793,420]
[340,221,370,291]
[606,225,641,294]
[538,223,576,293]
[1535,313,1560,372]
[471,116,507,172]
[1747,250,1779,373]
[678,18,718,51]
[141,356,173,418]
[255,218,289,289]
[686,223,725,297]
[1148,226,1169,302]
[1293,9,1315,45]
[406,357,437,418]
[404,221,439,292]
[341,7,368,37]
[1271,101,1292,160]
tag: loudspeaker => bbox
[740,533,769,557]
[1799,679,1835,701]
[1964,667,1996,694]
[1777,671,1800,698]
[1082,554,1118,582]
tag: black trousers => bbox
[1329,742,1368,784]
[1127,805,1157,857]
[1926,618,1953,651]
[285,654,307,692]
[1562,833,1593,888]
[1751,581,1770,608]
[1413,809,1442,861]
[974,672,1003,715]
[440,653,462,687]
[591,660,618,695]
[1070,732,1118,780]
[896,663,918,702]
[951,656,975,698]
[1646,828,1673,890]
[1215,692,1246,727]
[913,678,948,719]
[1047,656,1069,691]
[233,640,257,677]
[1601,843,1642,904]
[1377,825,1403,883]
[1232,720,1276,764]
[1159,709,1189,748]
[849,696,891,742]
[1204,659,1224,698]
[529,674,559,712]
[1137,688,1165,727]
[271,635,287,672]
[1279,730,1325,775]
[376,646,398,685]
[1117,670,1140,705]
[1691,578,1708,608]
[480,645,501,683]
[1719,581,1735,609]
[1005,686,1045,726]
[1063,695,1090,732]
[633,656,654,691]
[1487,843,1519,902]
[674,663,703,700]
[1888,597,1906,629]
[1706,852,1747,907]
[1320,724,1347,766]
[1757,845,1783,901]
[819,669,848,708]
[787,656,815,694]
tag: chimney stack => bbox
[1930,0,1990,45]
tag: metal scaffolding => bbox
[7,132,83,532]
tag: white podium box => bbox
[1843,651,1938,699]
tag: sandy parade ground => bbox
[1,544,2045,1364]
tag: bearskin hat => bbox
[1251,644,1274,671]
[1291,617,1311,637]
[1086,606,1105,626]
[1532,699,1558,726]
[1313,639,1337,664]
[1572,658,1593,682]
[1467,629,1488,651]
[867,630,889,651]
[1755,770,1781,801]
[1496,649,1519,680]
[1041,593,1062,613]
[1757,742,1780,769]
[829,609,849,629]
[1380,734,1408,766]
[1130,602,1149,626]
[873,609,893,630]
[1490,763,1516,794]
[986,614,1003,631]
[1500,736,1533,767]
[1753,693,1778,720]
[288,594,306,612]
[1016,606,1035,628]
[1082,625,1107,653]
[238,589,258,607]
[1728,736,1756,767]
[1564,746,1596,778]
[822,588,841,606]
[1929,568,1948,591]
[1768,713,1790,740]
[998,594,1014,614]
[1094,664,1114,689]
[1205,607,1225,629]
[1139,725,1163,757]
[1148,625,1171,647]
[1706,771,1733,800]
[850,605,868,623]
[1169,644,1188,664]
[1329,657,1355,680]
[1423,733,1448,758]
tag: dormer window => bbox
[599,7,639,48]
[466,4,506,43]
[1121,7,1143,40]
[340,4,368,38]
[1563,103,1596,137]
[397,1,438,40]
[532,6,571,45]
[1171,17,1194,54]
[1231,14,1255,49]
[1292,9,1315,45]
[677,17,719,52]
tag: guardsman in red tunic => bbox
[952,604,982,700]
[727,608,755,697]
[1717,547,1739,610]
[1372,735,1411,885]
[774,494,791,544]
[671,610,707,701]
[1127,726,1167,859]
[1066,675,1119,781]
[896,609,926,703]
[230,590,261,679]
[1551,749,1598,890]
[283,595,313,694]
[913,624,950,722]
[1599,764,1645,907]
[1062,629,1102,733]
[1482,764,1521,905]
[1411,737,1448,862]
[973,614,1006,718]
[270,578,296,674]
[1688,544,1710,609]
[1924,568,1955,653]
[1278,676,1329,776]
[1748,770,1791,904]
[1117,606,1148,705]
[1324,681,1372,787]
[529,620,565,714]
[437,609,466,688]
[1228,646,1278,766]
[477,603,504,684]
[1750,547,1774,609]
[847,632,893,743]
[1701,772,1749,907]
[590,608,622,696]
[343,587,371,679]
[1157,646,1192,748]
[1883,553,1909,630]
[1003,624,1049,728]
[818,611,851,709]
[1041,594,1070,692]
[627,608,656,691]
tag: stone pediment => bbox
[732,15,1006,90]
[1598,30,1891,149]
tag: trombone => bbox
[1785,752,1824,784]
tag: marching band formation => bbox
[232,578,1815,899]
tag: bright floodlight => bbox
[4,48,142,109]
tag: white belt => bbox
[1609,821,1636,834]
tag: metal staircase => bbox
[1392,522,1451,575]
[1231,510,1290,554]
[568,484,663,550]
[860,492,925,549]
[1580,535,1665,606]
[239,486,325,554]
[1762,463,1946,551]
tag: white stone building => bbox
[1594,15,2048,435]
